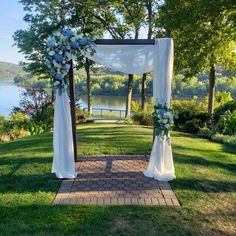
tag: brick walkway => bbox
[53,155,180,206]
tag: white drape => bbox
[52,89,77,179]
[85,44,154,74]
[143,39,175,181]
[52,38,175,181]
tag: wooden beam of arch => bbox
[94,39,155,45]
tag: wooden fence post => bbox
[69,60,77,162]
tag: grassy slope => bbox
[0,123,235,235]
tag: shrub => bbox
[215,91,233,106]
[171,99,206,112]
[214,112,236,135]
[171,100,210,133]
[35,104,54,125]
[198,127,212,138]
[132,112,153,126]
[184,118,205,134]
[123,118,133,124]
[0,134,10,142]
[212,100,236,124]
[26,121,52,135]
[131,100,141,113]
[76,107,88,123]
[9,128,31,139]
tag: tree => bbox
[17,88,52,120]
[141,0,159,112]
[14,0,105,116]
[121,0,147,117]
[157,0,236,114]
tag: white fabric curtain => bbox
[52,38,175,181]
[143,39,175,181]
[52,88,77,179]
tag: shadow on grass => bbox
[174,152,236,174]
[0,133,53,154]
[172,177,236,193]
[0,157,52,165]
[0,173,59,193]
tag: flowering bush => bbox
[45,29,94,88]
[152,102,176,137]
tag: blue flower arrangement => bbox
[152,101,177,138]
[45,29,95,90]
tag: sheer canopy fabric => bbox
[84,44,154,74]
[52,38,175,181]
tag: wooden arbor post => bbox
[69,60,77,162]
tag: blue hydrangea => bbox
[79,37,88,46]
[63,64,70,70]
[71,41,78,49]
[53,53,64,63]
[47,37,57,48]
[45,59,51,65]
[61,45,68,52]
[158,109,166,115]
[62,29,74,37]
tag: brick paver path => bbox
[53,155,180,206]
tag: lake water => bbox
[0,78,131,117]
[0,78,24,117]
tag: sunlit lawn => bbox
[0,123,235,235]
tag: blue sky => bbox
[0,0,27,64]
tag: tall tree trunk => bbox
[141,0,153,112]
[85,58,92,116]
[125,74,133,118]
[208,63,216,114]
[141,73,147,111]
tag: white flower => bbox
[163,119,168,124]
[49,51,55,56]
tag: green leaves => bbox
[157,0,236,76]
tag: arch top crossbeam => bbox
[94,39,155,45]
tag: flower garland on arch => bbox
[45,29,95,90]
[152,101,177,140]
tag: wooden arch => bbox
[69,39,155,161]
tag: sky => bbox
[0,0,27,64]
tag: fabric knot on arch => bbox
[46,29,176,181]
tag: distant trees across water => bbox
[14,67,236,99]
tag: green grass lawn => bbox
[0,123,235,235]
